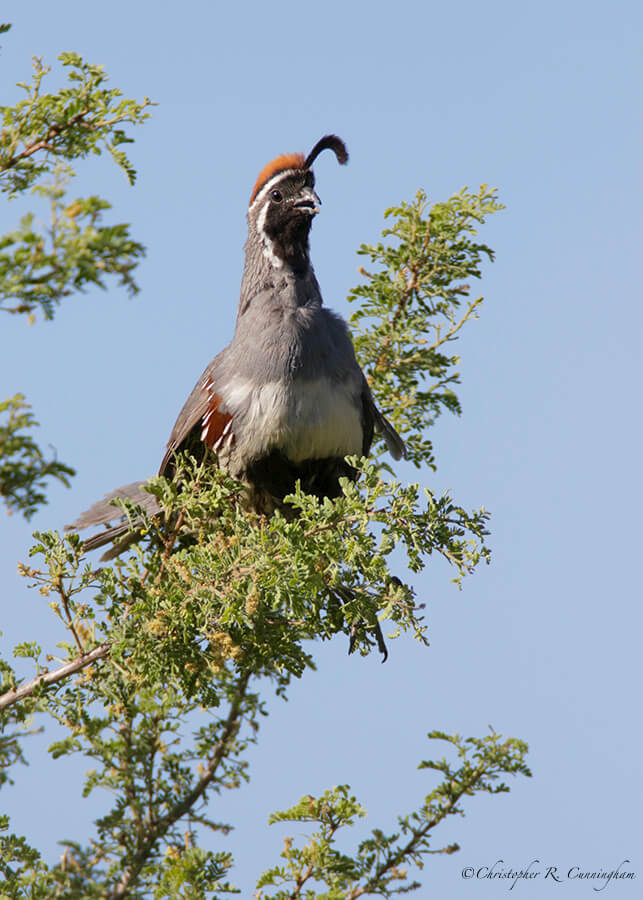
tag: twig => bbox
[347,785,470,899]
[0,109,90,172]
[57,579,85,656]
[106,671,251,900]
[0,642,110,711]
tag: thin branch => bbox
[0,109,90,173]
[57,581,85,656]
[348,772,484,899]
[0,642,110,711]
[289,822,340,899]
[106,670,251,900]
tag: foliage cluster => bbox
[0,394,74,519]
[1,35,151,522]
[0,47,151,320]
[0,33,529,899]
[351,187,503,470]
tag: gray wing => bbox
[158,351,227,476]
[66,352,229,558]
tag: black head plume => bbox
[304,134,349,169]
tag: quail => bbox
[68,136,405,655]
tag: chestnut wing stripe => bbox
[201,392,235,452]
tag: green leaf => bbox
[0,394,74,518]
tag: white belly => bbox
[222,374,363,463]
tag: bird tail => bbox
[362,381,407,461]
[373,407,407,461]
[65,481,160,561]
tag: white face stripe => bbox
[249,168,302,211]
[254,173,297,269]
[255,200,283,269]
[251,167,315,270]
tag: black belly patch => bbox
[245,450,358,503]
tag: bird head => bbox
[247,135,348,272]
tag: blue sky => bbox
[2,1,642,896]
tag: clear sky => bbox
[2,1,642,896]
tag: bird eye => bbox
[271,189,283,202]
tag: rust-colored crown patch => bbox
[250,152,305,204]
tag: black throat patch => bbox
[266,214,312,274]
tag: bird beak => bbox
[293,188,322,215]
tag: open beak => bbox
[293,187,322,215]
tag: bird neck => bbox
[238,228,315,306]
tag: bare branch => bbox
[0,642,109,711]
